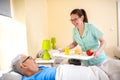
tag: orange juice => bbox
[65,47,70,55]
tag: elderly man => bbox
[11,54,56,80]
[11,54,110,80]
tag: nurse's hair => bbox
[70,8,88,23]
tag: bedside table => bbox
[35,58,55,67]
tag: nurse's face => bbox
[70,14,83,27]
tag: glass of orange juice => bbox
[65,47,70,55]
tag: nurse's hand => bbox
[93,51,100,58]
[58,48,65,53]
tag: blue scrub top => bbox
[22,66,56,80]
[73,23,106,65]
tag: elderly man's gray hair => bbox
[11,54,23,75]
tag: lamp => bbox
[42,40,51,60]
[51,37,56,49]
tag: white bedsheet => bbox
[100,58,120,80]
[56,64,109,80]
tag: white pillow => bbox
[0,71,22,80]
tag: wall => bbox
[0,15,28,70]
[118,0,120,46]
[11,0,49,58]
[25,0,48,57]
[48,0,117,58]
[12,0,26,25]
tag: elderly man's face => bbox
[21,55,39,72]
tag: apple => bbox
[86,49,94,56]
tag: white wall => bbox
[12,0,25,25]
[118,0,120,46]
[0,15,28,70]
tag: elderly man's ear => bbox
[20,63,28,69]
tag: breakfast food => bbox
[75,48,82,54]
[86,49,94,56]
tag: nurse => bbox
[61,8,107,66]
